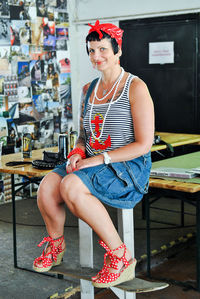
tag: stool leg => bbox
[125,293,136,299]
[79,219,94,299]
[80,280,94,299]
[117,209,134,258]
[111,288,136,299]
[79,219,93,267]
[110,287,125,298]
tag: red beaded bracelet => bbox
[67,148,86,159]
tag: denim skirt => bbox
[52,152,152,209]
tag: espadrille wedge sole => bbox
[92,240,137,288]
[33,235,65,273]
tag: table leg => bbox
[142,197,146,219]
[11,174,17,268]
[181,200,185,227]
[146,194,151,277]
[196,199,200,291]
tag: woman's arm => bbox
[108,77,155,162]
[75,77,154,170]
[67,83,90,172]
[75,83,90,151]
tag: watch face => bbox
[104,152,111,164]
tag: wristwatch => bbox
[103,152,112,164]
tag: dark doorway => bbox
[120,14,200,133]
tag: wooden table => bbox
[1,133,200,278]
[0,147,58,269]
[151,132,200,152]
[1,132,200,176]
[146,151,200,291]
[0,147,57,177]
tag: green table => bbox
[146,151,200,291]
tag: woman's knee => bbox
[60,174,86,206]
[37,173,62,205]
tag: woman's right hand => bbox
[66,154,82,173]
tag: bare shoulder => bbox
[129,76,152,103]
[130,76,149,93]
[82,82,91,97]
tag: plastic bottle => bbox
[22,128,32,158]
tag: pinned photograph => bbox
[7,101,19,119]
[19,101,41,122]
[56,38,67,51]
[32,94,45,113]
[9,4,27,20]
[18,61,31,86]
[0,1,10,17]
[57,51,70,73]
[21,44,30,59]
[0,46,10,60]
[4,74,18,98]
[0,115,8,137]
[47,63,59,87]
[19,21,31,44]
[47,7,54,21]
[10,20,31,46]
[55,11,68,26]
[29,45,46,60]
[7,121,18,142]
[36,0,47,17]
[30,60,42,81]
[27,6,37,20]
[31,17,43,46]
[39,117,54,145]
[59,72,70,102]
[56,27,68,50]
[56,27,68,40]
[0,59,11,76]
[11,45,22,57]
[0,18,10,45]
[45,0,57,6]
[18,86,32,102]
[0,76,4,95]
[56,0,67,10]
[42,18,56,50]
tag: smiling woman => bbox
[33,19,155,289]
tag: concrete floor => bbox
[0,194,199,299]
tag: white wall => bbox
[68,0,200,130]
[76,0,200,22]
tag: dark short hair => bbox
[86,30,119,55]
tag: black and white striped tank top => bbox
[83,73,136,157]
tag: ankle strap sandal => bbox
[92,240,137,288]
[33,235,65,273]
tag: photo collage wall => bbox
[0,0,71,149]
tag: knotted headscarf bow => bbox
[88,20,124,48]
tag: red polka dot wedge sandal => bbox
[33,235,65,273]
[92,240,137,288]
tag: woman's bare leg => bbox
[37,172,66,239]
[34,172,67,271]
[60,174,132,263]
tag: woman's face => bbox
[88,38,120,71]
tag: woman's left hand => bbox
[69,155,103,173]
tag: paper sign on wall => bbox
[149,41,174,64]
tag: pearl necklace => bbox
[94,67,124,101]
[89,67,124,141]
[102,82,108,96]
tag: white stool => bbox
[79,208,136,299]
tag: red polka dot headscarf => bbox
[88,20,124,48]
